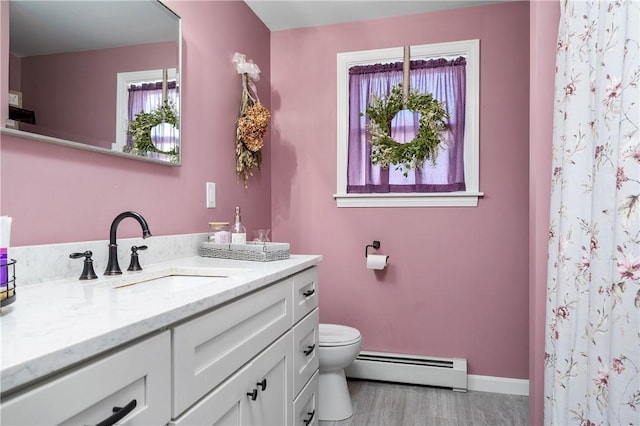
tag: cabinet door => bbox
[293,308,319,397]
[293,267,319,324]
[293,371,319,426]
[173,278,292,417]
[242,331,292,426]
[1,332,171,426]
[172,370,245,426]
[172,331,293,426]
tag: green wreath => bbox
[127,100,179,159]
[364,83,449,175]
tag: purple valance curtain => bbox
[128,81,177,92]
[347,57,466,193]
[127,81,179,155]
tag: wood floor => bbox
[319,379,529,426]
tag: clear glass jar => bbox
[208,222,231,243]
[231,207,247,244]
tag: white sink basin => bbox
[173,266,252,276]
[114,274,223,289]
[112,266,252,289]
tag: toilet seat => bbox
[319,324,361,347]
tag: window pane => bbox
[347,57,466,193]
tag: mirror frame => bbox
[1,1,183,167]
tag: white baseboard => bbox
[467,374,529,396]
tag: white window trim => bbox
[334,39,483,208]
[113,68,177,152]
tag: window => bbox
[334,40,482,207]
[348,57,466,193]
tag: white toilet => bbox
[318,323,362,421]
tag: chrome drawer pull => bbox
[302,289,315,298]
[304,344,316,356]
[94,399,137,426]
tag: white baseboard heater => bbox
[345,351,468,392]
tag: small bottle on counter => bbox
[208,222,230,243]
[231,207,247,244]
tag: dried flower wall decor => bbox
[233,53,271,187]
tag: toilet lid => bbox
[319,324,361,347]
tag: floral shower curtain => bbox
[544,1,639,425]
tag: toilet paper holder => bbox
[365,240,381,258]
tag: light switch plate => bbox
[206,182,216,208]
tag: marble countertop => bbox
[0,255,321,395]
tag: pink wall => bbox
[271,2,530,379]
[1,1,272,246]
[17,42,175,148]
[529,1,559,424]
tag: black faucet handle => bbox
[70,250,91,260]
[70,251,98,280]
[127,245,147,272]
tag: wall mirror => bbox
[4,0,182,166]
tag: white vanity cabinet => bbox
[171,266,320,426]
[0,331,171,426]
[0,261,321,426]
[291,265,320,425]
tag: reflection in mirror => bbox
[116,68,179,163]
[5,0,181,165]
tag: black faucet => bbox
[104,211,152,275]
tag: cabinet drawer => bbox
[293,370,319,426]
[171,331,294,426]
[173,278,293,417]
[293,267,319,324]
[293,308,319,397]
[0,332,171,426]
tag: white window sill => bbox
[333,192,484,208]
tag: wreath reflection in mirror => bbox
[126,69,179,162]
[364,47,449,176]
[233,52,271,188]
[127,101,178,156]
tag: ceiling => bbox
[9,0,178,57]
[9,1,513,57]
[244,0,512,31]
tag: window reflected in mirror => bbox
[115,69,179,163]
